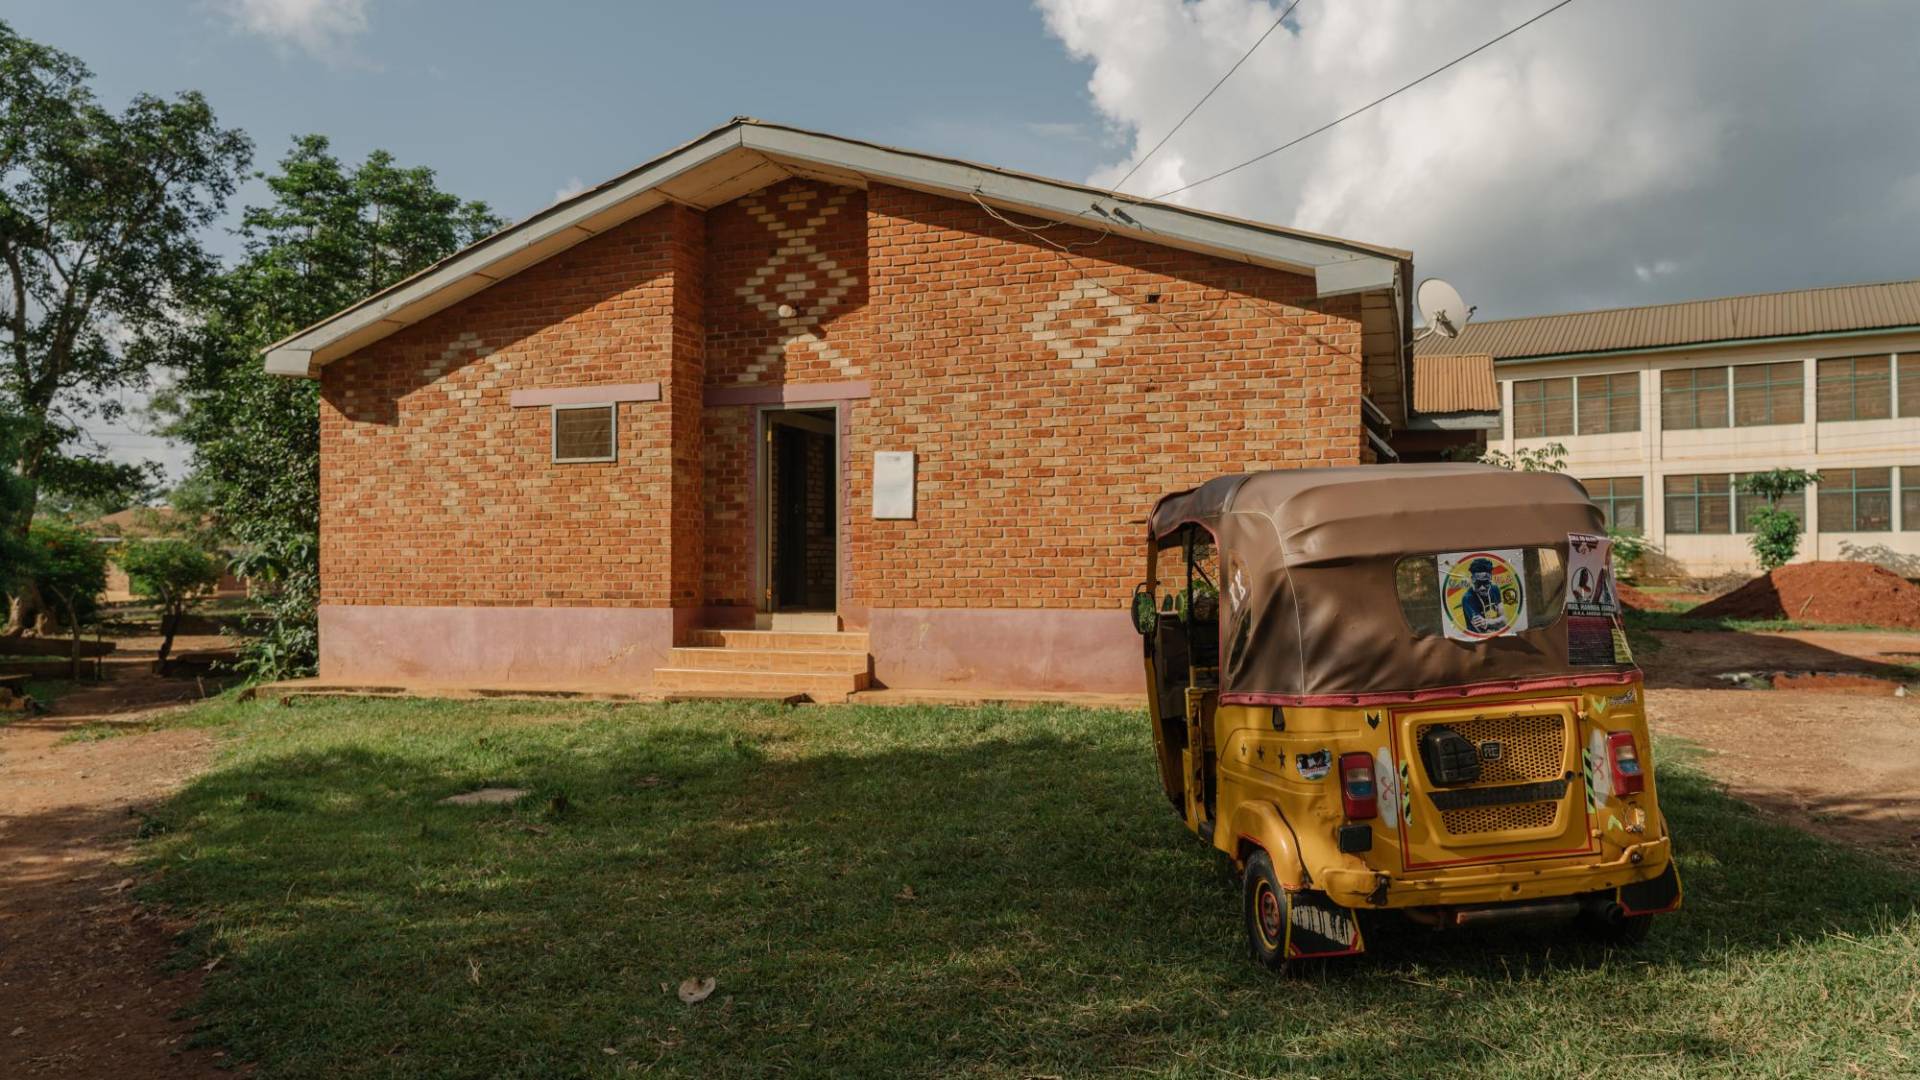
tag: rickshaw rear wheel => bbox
[1242,850,1291,970]
[1581,899,1653,945]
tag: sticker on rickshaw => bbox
[1437,549,1528,641]
[1287,891,1361,957]
[1566,532,1635,665]
[1374,747,1400,823]
[1565,532,1618,616]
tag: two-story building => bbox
[1417,279,1920,577]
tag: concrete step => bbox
[685,629,869,652]
[666,646,871,674]
[652,666,870,699]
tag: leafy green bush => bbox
[24,520,109,675]
[1607,526,1648,582]
[1745,506,1803,572]
[1739,468,1818,571]
[120,538,221,664]
[1448,441,1569,473]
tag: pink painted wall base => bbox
[317,605,679,686]
[317,604,1145,695]
[866,608,1142,695]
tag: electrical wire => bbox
[969,189,1112,253]
[1149,0,1578,201]
[1110,0,1306,194]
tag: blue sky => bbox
[13,1,1920,480]
[11,0,1117,248]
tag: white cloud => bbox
[1037,0,1920,318]
[553,177,588,205]
[214,0,372,61]
[1634,259,1679,285]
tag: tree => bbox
[23,519,107,676]
[0,411,33,595]
[1448,441,1569,473]
[161,136,500,679]
[119,538,219,666]
[1740,468,1819,571]
[0,21,251,630]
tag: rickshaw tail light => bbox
[1339,752,1377,820]
[1607,731,1645,797]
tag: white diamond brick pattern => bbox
[733,190,861,383]
[341,330,506,522]
[1024,278,1145,369]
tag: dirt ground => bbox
[1642,626,1920,691]
[1643,627,1920,865]
[0,619,1916,1076]
[1,622,236,1078]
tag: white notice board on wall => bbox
[873,451,915,519]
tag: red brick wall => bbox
[705,179,869,386]
[699,406,754,608]
[320,180,1366,617]
[319,204,700,608]
[666,208,706,607]
[844,183,1364,611]
[699,178,871,610]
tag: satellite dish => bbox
[1416,278,1475,340]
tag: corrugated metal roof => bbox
[1414,278,1920,362]
[1412,353,1499,412]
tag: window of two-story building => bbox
[1899,355,1920,418]
[1660,367,1729,430]
[1903,466,1920,531]
[1575,373,1639,435]
[1511,377,1574,439]
[1733,470,1807,533]
[1815,356,1892,422]
[1663,473,1732,533]
[1583,477,1643,532]
[1818,467,1892,532]
[1731,361,1803,426]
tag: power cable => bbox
[1149,0,1578,200]
[1111,0,1306,194]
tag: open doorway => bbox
[760,407,838,614]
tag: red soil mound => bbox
[1614,583,1660,612]
[1689,561,1920,629]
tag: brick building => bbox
[265,119,1444,695]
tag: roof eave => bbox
[262,119,1408,379]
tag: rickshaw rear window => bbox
[1393,547,1567,638]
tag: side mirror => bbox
[1131,584,1158,636]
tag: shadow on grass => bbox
[1624,608,1920,690]
[125,700,1919,1079]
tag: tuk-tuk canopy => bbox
[1149,464,1635,707]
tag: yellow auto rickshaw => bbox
[1133,464,1679,968]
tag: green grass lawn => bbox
[138,697,1919,1079]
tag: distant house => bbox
[262,118,1478,694]
[88,508,245,602]
[1417,279,1920,576]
